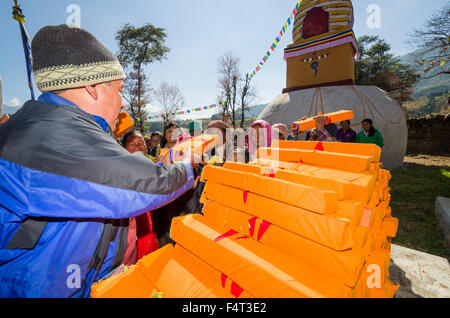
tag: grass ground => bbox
[390,155,450,259]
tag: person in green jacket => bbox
[356,118,384,148]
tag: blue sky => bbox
[0,0,447,120]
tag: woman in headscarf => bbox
[308,115,335,142]
[121,130,159,262]
[206,120,230,163]
[272,123,288,141]
[248,120,272,161]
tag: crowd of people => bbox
[286,115,384,148]
[122,115,384,258]
[132,116,385,167]
[0,23,385,298]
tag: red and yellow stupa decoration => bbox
[284,0,358,92]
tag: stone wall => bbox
[406,113,450,155]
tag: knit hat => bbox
[32,24,125,92]
[188,121,202,132]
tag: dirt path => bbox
[402,155,450,168]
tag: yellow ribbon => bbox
[12,0,26,23]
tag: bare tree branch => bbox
[216,52,257,128]
[153,81,186,128]
[405,2,450,74]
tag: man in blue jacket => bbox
[0,24,197,297]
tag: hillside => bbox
[399,48,449,117]
[400,47,449,99]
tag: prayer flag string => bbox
[147,101,228,121]
[247,0,303,81]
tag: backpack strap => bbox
[6,218,48,250]
[79,218,129,297]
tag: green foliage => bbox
[115,23,170,69]
[390,166,450,258]
[115,23,170,133]
[355,35,420,92]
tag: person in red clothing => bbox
[121,130,160,261]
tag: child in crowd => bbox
[148,132,162,158]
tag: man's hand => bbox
[159,148,203,169]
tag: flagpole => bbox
[12,0,35,100]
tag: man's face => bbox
[97,80,124,128]
[125,135,147,154]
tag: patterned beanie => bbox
[31,24,126,92]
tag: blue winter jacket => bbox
[0,93,194,297]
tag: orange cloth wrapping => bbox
[139,244,252,298]
[90,265,159,298]
[257,148,372,173]
[251,158,377,204]
[352,225,369,249]
[202,182,353,250]
[291,110,354,133]
[160,134,218,157]
[362,249,397,298]
[202,165,338,214]
[336,200,364,227]
[202,200,367,287]
[272,140,381,163]
[171,214,352,298]
[92,243,253,298]
[114,111,135,139]
[381,216,398,238]
[223,162,353,201]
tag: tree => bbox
[153,81,186,129]
[217,52,257,128]
[122,68,151,131]
[239,73,257,128]
[217,52,239,127]
[115,23,170,132]
[406,2,449,78]
[355,35,420,101]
